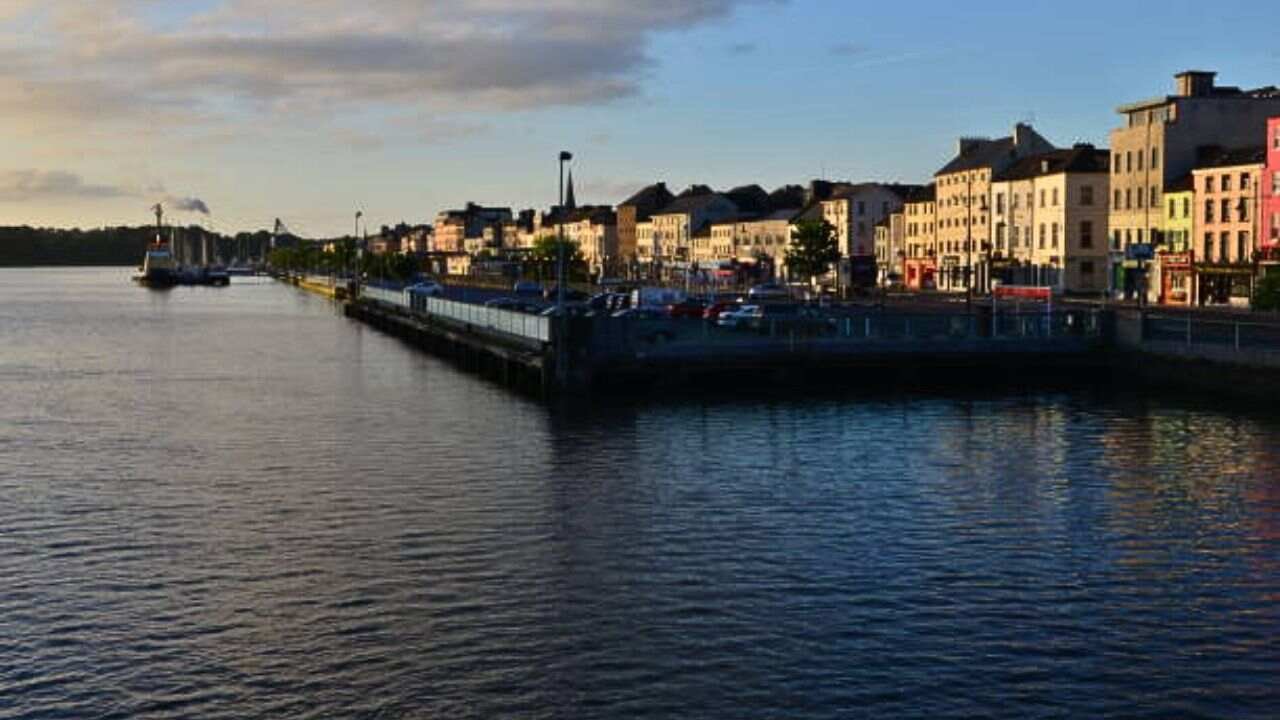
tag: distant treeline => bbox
[0,226,290,267]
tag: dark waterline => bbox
[2,268,1278,719]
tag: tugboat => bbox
[132,204,179,288]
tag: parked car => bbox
[607,293,632,312]
[539,303,592,318]
[407,280,444,297]
[717,304,761,328]
[543,285,590,302]
[512,280,543,296]
[588,292,614,311]
[665,299,706,319]
[702,301,737,321]
[632,286,687,309]
[747,283,790,301]
[613,307,667,320]
[485,298,542,313]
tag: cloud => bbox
[0,170,135,201]
[168,196,211,214]
[0,0,772,133]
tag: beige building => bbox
[650,189,738,269]
[819,183,912,259]
[635,220,655,263]
[1109,70,1280,296]
[934,123,1055,293]
[1191,146,1265,306]
[616,182,674,267]
[989,145,1111,294]
[903,184,937,290]
[558,207,619,277]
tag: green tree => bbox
[1253,271,1280,311]
[526,235,586,283]
[784,219,839,286]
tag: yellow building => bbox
[1155,175,1195,304]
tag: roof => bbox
[994,145,1111,181]
[1192,145,1267,171]
[935,137,1015,176]
[618,182,675,218]
[655,192,732,216]
[905,184,936,203]
[1165,173,1195,193]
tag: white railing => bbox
[423,297,552,343]
[361,285,551,343]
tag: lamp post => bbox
[557,151,573,310]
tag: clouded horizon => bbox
[2,0,1276,235]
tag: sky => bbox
[1,0,1277,236]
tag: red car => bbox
[665,300,706,319]
[702,302,736,321]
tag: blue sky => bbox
[0,0,1276,235]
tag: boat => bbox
[133,204,180,288]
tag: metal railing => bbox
[1143,313,1280,353]
[360,285,551,344]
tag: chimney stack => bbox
[1013,123,1034,147]
[1175,70,1216,97]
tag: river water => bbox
[1,268,1277,719]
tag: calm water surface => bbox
[1,268,1278,719]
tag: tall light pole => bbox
[557,151,573,310]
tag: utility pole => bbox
[557,151,573,310]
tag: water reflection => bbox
[0,269,1276,719]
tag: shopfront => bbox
[1195,264,1255,307]
[1157,251,1193,306]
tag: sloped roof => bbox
[655,192,734,216]
[936,137,1017,176]
[1193,145,1267,170]
[995,145,1111,181]
[618,182,675,216]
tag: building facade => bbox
[903,184,937,290]
[1191,147,1264,306]
[1154,175,1195,305]
[1262,117,1280,269]
[1108,71,1280,297]
[934,123,1055,293]
[989,145,1110,294]
[616,182,674,270]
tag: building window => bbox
[1039,224,1046,249]
[1222,174,1231,192]
[1182,197,1190,218]
[1113,189,1121,208]
[1052,222,1059,248]
[1137,229,1144,245]
[1205,200,1214,223]
[1205,176,1214,193]
[857,201,866,216]
[1052,188,1059,206]
[1151,148,1159,169]
[1150,186,1158,207]
[1239,231,1250,261]
[1241,173,1251,190]
[996,193,1005,214]
[1081,221,1094,249]
[1125,189,1132,209]
[1219,232,1229,262]
[1113,154,1121,174]
[1137,190,1144,209]
[1137,152,1144,171]
[1126,152,1132,173]
[1081,260,1095,275]
[1080,185,1093,206]
[1168,198,1176,219]
[1204,233,1213,262]
[1221,199,1230,221]
[1240,199,1249,222]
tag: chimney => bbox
[1013,123,1034,147]
[957,137,985,156]
[1175,71,1216,97]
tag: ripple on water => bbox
[0,269,1278,719]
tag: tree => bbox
[526,235,586,283]
[1253,270,1280,311]
[784,219,839,286]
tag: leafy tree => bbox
[526,235,586,282]
[1253,271,1280,311]
[784,219,839,285]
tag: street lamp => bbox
[557,151,573,310]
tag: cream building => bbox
[934,123,1055,293]
[903,185,937,290]
[650,190,738,268]
[989,145,1111,294]
[819,183,912,259]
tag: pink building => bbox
[1262,117,1280,264]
